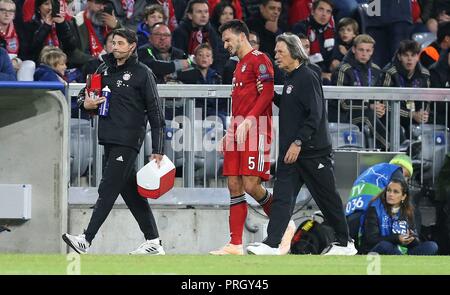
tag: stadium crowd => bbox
[2,0,450,141]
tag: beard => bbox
[90,11,104,26]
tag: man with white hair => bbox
[247,33,356,255]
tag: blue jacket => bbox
[34,64,64,83]
[136,22,151,48]
[34,64,65,94]
[0,48,17,81]
[346,163,403,216]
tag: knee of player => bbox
[242,180,260,197]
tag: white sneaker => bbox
[322,240,357,256]
[129,240,166,255]
[247,242,280,255]
[62,233,90,254]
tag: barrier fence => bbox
[67,84,450,189]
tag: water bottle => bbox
[99,86,111,117]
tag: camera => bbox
[51,0,61,18]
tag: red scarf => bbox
[0,23,19,55]
[188,28,209,55]
[83,10,105,58]
[45,22,60,47]
[307,17,334,63]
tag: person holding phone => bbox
[22,0,77,62]
[359,179,438,255]
[68,0,121,67]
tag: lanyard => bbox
[353,68,371,86]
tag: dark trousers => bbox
[264,153,350,248]
[370,240,438,255]
[84,144,159,243]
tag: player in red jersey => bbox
[209,20,295,255]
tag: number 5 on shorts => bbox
[248,156,255,170]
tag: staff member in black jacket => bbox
[63,28,166,255]
[247,33,356,255]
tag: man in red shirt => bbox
[210,20,295,255]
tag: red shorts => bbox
[223,132,272,181]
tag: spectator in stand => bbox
[0,0,35,80]
[0,46,16,80]
[222,30,284,85]
[331,34,387,149]
[359,178,438,255]
[246,0,286,59]
[178,43,221,84]
[1,0,24,58]
[430,48,450,88]
[22,0,73,22]
[22,0,77,62]
[138,22,191,83]
[365,0,412,68]
[34,46,67,89]
[330,17,358,73]
[108,0,176,31]
[420,21,450,69]
[178,43,226,120]
[69,0,121,68]
[210,0,234,35]
[136,4,166,47]
[172,0,225,74]
[292,0,335,81]
[381,40,430,140]
[208,0,242,20]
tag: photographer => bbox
[63,28,167,255]
[22,0,77,62]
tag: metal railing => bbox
[68,84,450,188]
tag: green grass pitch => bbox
[1,254,449,275]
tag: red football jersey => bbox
[231,49,274,136]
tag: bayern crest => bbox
[286,85,293,94]
[123,73,131,81]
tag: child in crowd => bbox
[330,17,358,72]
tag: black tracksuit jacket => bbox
[78,52,165,154]
[275,63,332,159]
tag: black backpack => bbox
[290,212,335,255]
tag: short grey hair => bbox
[275,33,309,62]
